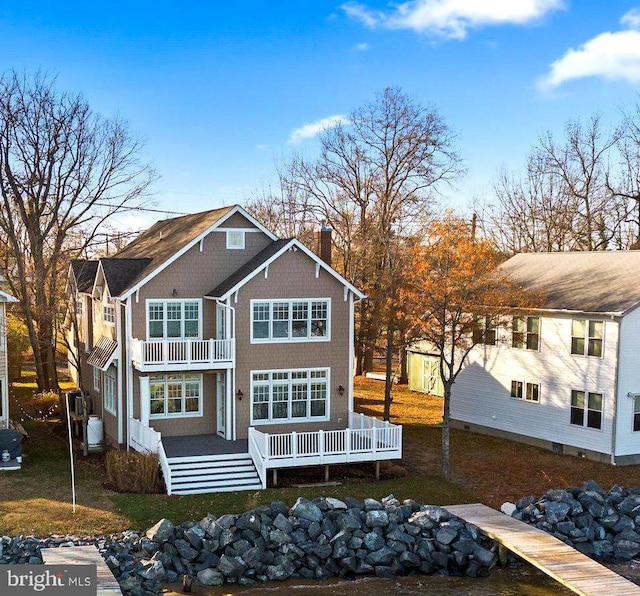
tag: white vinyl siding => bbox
[452,315,617,456]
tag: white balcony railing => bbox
[248,413,402,470]
[130,417,161,453]
[131,337,235,370]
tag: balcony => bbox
[131,337,235,371]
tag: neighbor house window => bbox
[147,300,201,339]
[510,380,539,402]
[251,368,329,423]
[103,302,115,325]
[93,367,101,392]
[149,373,202,418]
[571,319,603,357]
[634,396,640,432]
[75,295,83,317]
[512,316,540,350]
[103,366,117,414]
[473,316,496,346]
[226,230,245,249]
[570,390,602,430]
[251,299,330,342]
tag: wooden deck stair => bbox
[445,503,640,596]
[166,452,263,495]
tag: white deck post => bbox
[319,430,324,464]
[345,429,351,463]
[140,376,150,426]
[292,432,298,464]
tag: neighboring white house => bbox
[451,251,640,465]
[0,286,18,429]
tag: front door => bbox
[216,372,226,437]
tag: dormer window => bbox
[226,230,245,250]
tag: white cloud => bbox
[621,8,640,30]
[355,42,371,51]
[342,0,564,39]
[287,114,350,145]
[538,11,640,90]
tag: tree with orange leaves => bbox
[403,215,542,478]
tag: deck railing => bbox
[248,428,268,489]
[129,418,172,493]
[248,413,402,469]
[131,338,234,370]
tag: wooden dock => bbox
[42,545,122,595]
[445,503,640,596]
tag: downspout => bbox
[116,300,124,445]
[216,299,236,441]
[125,298,134,451]
[611,315,622,465]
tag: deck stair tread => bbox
[42,545,122,595]
[445,503,640,596]
[164,450,263,494]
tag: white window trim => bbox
[250,367,330,425]
[103,302,115,326]
[510,380,540,403]
[145,298,203,340]
[104,366,117,415]
[226,230,245,249]
[570,389,604,431]
[250,298,331,343]
[570,319,604,358]
[511,316,540,351]
[149,373,204,419]
[93,366,101,392]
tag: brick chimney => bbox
[315,222,332,266]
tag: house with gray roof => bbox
[450,251,640,465]
[66,205,402,494]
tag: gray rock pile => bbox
[101,495,498,594]
[512,480,640,562]
[0,495,500,595]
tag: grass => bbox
[5,372,640,536]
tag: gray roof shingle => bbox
[499,251,640,314]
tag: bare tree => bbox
[281,88,463,397]
[486,115,629,253]
[0,71,155,391]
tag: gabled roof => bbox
[207,237,365,300]
[207,239,292,298]
[499,251,640,315]
[99,258,152,297]
[70,260,99,293]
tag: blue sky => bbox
[1,1,640,229]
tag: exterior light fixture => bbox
[338,385,345,396]
[236,389,244,401]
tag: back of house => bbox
[451,251,640,465]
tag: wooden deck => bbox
[445,503,640,596]
[42,545,122,595]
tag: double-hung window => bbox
[147,300,201,339]
[510,380,540,402]
[634,396,640,432]
[571,319,603,357]
[570,390,602,429]
[251,299,330,342]
[512,316,540,350]
[103,366,117,414]
[149,373,202,418]
[251,368,329,423]
[473,316,496,346]
[103,302,115,326]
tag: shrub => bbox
[105,450,161,494]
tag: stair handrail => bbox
[248,427,267,489]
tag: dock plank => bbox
[42,545,121,595]
[445,503,640,596]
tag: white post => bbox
[345,429,351,463]
[140,376,150,426]
[292,431,298,464]
[319,430,324,464]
